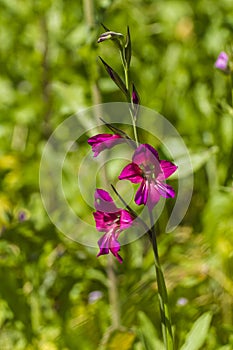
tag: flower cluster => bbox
[88,135,178,262]
[88,26,178,263]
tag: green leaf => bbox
[99,56,128,97]
[99,329,135,350]
[137,311,165,350]
[180,312,213,350]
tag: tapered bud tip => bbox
[132,84,140,105]
[97,31,124,43]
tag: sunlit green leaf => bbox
[180,312,213,350]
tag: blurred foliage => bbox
[0,0,233,349]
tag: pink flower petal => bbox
[119,163,143,183]
[88,133,123,157]
[97,232,123,263]
[120,210,134,229]
[133,144,159,166]
[93,211,106,231]
[135,180,148,206]
[146,182,161,210]
[95,189,118,212]
[109,235,123,263]
[97,233,110,255]
[156,181,176,198]
[93,211,119,231]
[158,160,178,180]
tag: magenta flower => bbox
[119,144,178,210]
[215,52,229,72]
[88,133,124,157]
[93,189,134,263]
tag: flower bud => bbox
[97,31,124,43]
[131,84,140,119]
[132,84,140,105]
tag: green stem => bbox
[125,66,129,91]
[123,59,139,146]
[129,108,139,146]
[148,209,174,350]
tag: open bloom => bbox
[93,189,134,263]
[88,133,123,157]
[119,144,178,210]
[215,52,229,72]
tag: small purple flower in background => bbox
[119,144,178,210]
[93,189,134,263]
[88,290,103,304]
[176,297,188,306]
[88,133,124,157]
[215,51,229,73]
[18,210,27,222]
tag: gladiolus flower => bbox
[93,189,134,263]
[88,133,124,157]
[215,52,229,72]
[119,144,178,210]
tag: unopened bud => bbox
[131,84,140,119]
[98,31,124,44]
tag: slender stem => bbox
[122,57,139,146]
[125,66,129,91]
[129,108,139,146]
[148,209,174,350]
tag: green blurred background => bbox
[0,0,233,349]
